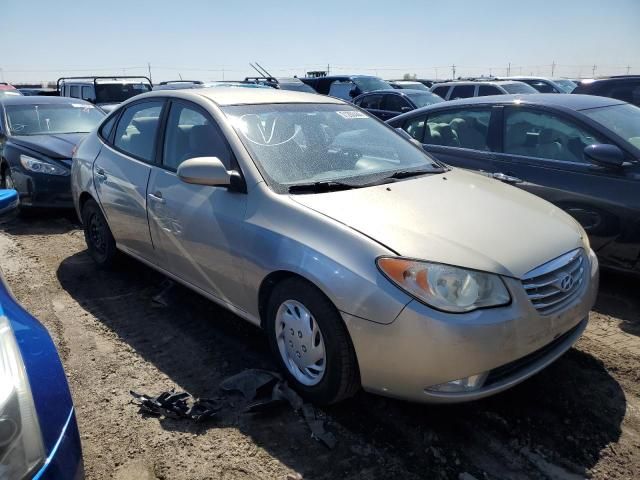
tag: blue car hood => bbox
[10,133,87,160]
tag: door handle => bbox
[95,167,107,180]
[492,172,523,184]
[148,191,165,204]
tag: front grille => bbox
[522,249,586,315]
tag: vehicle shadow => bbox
[56,250,627,479]
[593,269,640,337]
[1,209,80,236]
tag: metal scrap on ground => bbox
[130,369,336,449]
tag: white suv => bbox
[57,76,152,113]
[430,80,537,100]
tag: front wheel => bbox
[266,278,360,405]
[81,198,117,268]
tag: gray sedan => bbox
[71,87,598,404]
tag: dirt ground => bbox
[0,212,638,480]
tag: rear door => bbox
[492,105,640,269]
[406,106,497,172]
[146,99,249,306]
[93,99,165,262]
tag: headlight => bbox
[0,314,45,477]
[19,155,68,176]
[377,257,510,313]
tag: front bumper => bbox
[343,249,599,403]
[12,169,73,209]
[32,409,84,480]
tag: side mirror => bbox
[584,144,625,169]
[349,88,358,98]
[177,157,231,187]
[0,189,19,216]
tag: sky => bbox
[1,0,639,84]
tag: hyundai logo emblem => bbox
[559,274,574,292]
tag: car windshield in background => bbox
[582,103,640,150]
[502,83,538,94]
[278,82,317,93]
[6,103,105,135]
[0,90,22,97]
[406,92,445,108]
[398,82,429,90]
[354,77,393,92]
[223,103,441,191]
[554,79,577,93]
[95,83,151,103]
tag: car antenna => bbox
[249,63,264,77]
[255,62,274,78]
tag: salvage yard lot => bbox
[1,213,638,480]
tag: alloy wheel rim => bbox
[275,300,326,386]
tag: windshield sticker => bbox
[336,110,368,119]
[71,103,95,108]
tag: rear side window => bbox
[384,94,411,112]
[449,85,475,100]
[603,81,640,105]
[359,94,383,110]
[81,86,94,101]
[504,108,606,163]
[113,101,164,162]
[69,85,80,98]
[99,114,118,141]
[431,86,449,98]
[477,85,503,96]
[426,108,492,150]
[162,102,232,170]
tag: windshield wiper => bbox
[288,180,364,194]
[385,168,439,180]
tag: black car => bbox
[573,76,640,107]
[388,94,640,273]
[0,96,105,208]
[354,89,443,120]
[300,75,392,101]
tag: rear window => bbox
[353,77,393,92]
[95,83,151,103]
[406,92,444,108]
[431,86,449,98]
[449,85,476,99]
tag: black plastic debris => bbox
[130,389,221,422]
[151,279,176,308]
[130,369,337,449]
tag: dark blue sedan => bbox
[0,190,83,478]
[0,96,105,209]
[354,89,443,121]
[388,94,640,274]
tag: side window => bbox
[403,116,427,142]
[527,81,557,93]
[69,85,80,98]
[384,95,411,113]
[81,86,94,101]
[426,108,492,150]
[99,114,119,141]
[604,81,640,104]
[449,85,476,99]
[113,101,164,162]
[163,102,232,171]
[359,94,383,110]
[504,108,606,163]
[432,86,449,98]
[477,85,503,96]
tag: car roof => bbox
[432,80,525,87]
[389,94,626,120]
[0,95,94,106]
[144,86,344,106]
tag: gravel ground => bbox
[0,212,638,480]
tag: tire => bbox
[266,277,360,405]
[81,199,118,268]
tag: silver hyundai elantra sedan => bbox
[71,87,599,404]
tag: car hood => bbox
[10,133,87,160]
[290,169,584,279]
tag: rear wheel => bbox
[266,277,360,404]
[81,198,117,268]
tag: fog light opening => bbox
[426,372,489,393]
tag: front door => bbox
[93,99,165,261]
[492,106,640,270]
[146,100,248,306]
